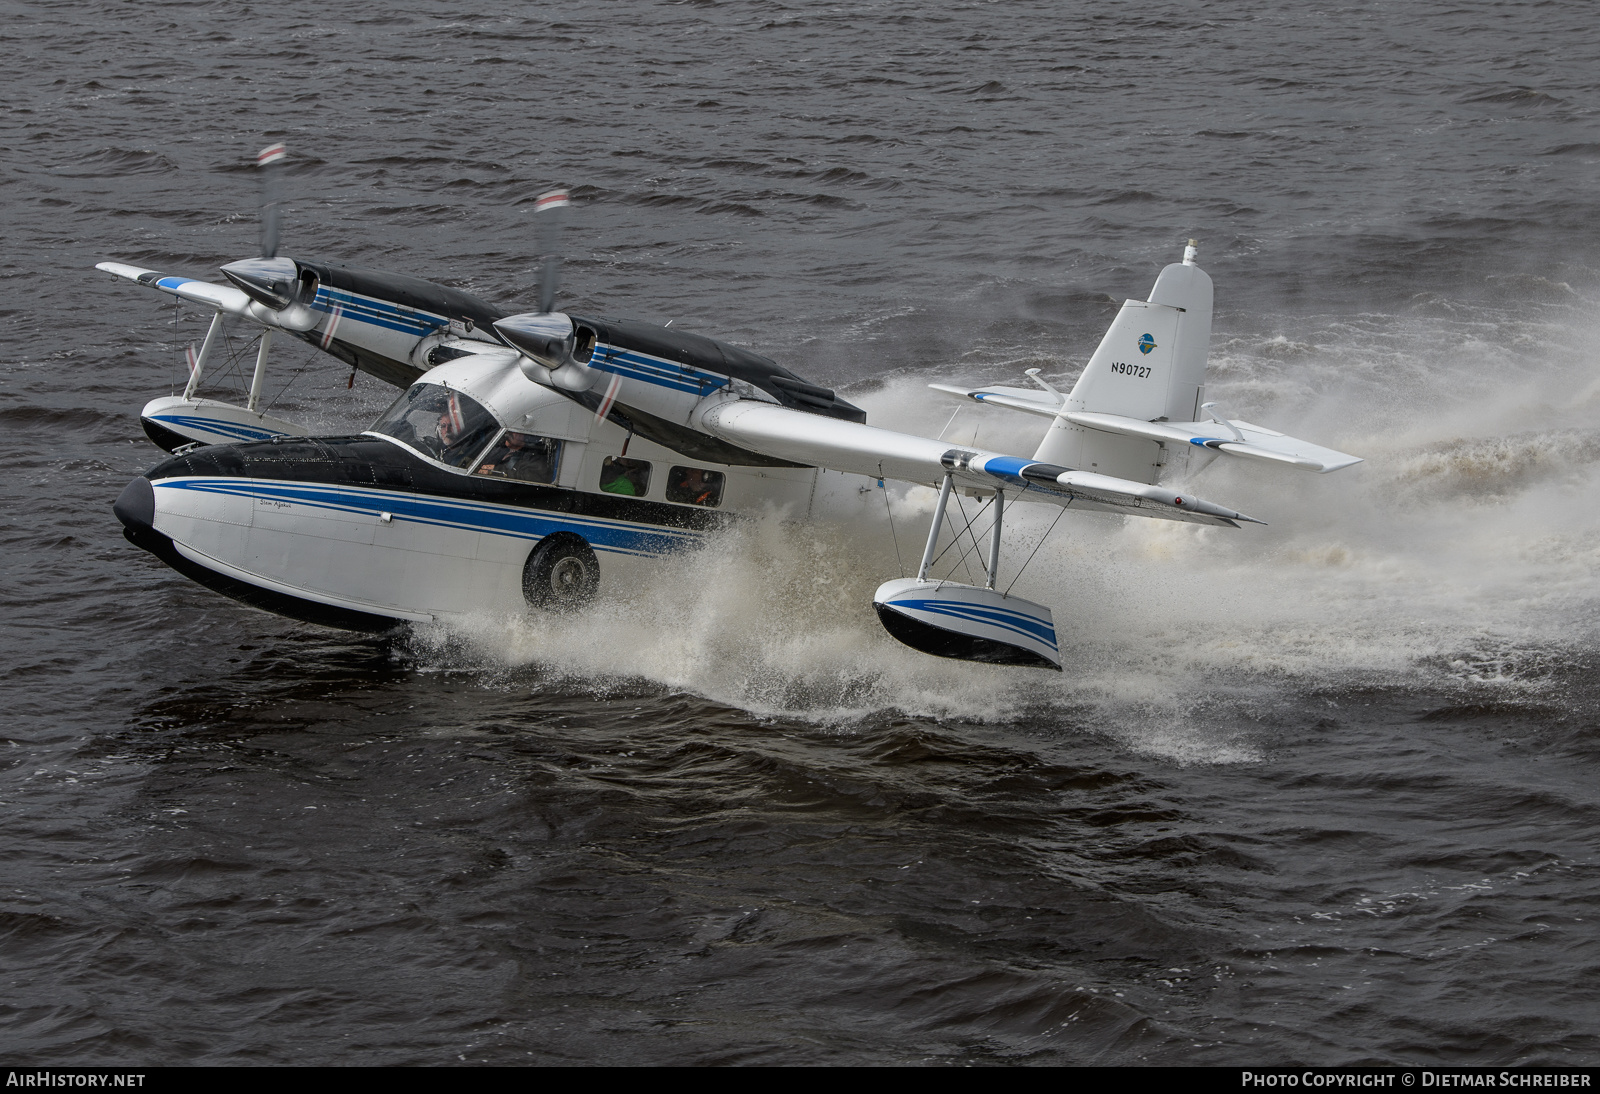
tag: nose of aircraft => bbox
[113,475,155,535]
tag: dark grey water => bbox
[5,0,1600,1065]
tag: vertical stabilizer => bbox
[1033,243,1214,482]
[1145,245,1213,424]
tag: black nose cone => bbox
[113,476,155,533]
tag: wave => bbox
[53,147,179,178]
[408,293,1600,760]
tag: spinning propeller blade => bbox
[218,144,320,330]
[495,187,598,391]
[533,189,569,314]
[257,142,287,259]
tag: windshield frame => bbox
[364,382,505,474]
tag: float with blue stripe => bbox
[872,576,1062,670]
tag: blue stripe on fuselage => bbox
[158,478,699,558]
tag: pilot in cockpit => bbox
[476,430,560,484]
[434,408,461,452]
[372,383,504,467]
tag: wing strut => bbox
[916,473,955,581]
[914,478,1006,590]
[986,488,1003,590]
[247,329,274,412]
[184,313,226,400]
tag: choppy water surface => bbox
[5,0,1600,1065]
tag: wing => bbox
[697,399,1259,527]
[97,261,256,318]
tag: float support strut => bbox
[247,329,273,412]
[986,488,1004,590]
[917,473,954,582]
[184,313,225,401]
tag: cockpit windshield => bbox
[370,383,501,468]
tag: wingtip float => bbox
[99,148,1357,669]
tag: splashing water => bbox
[410,289,1600,760]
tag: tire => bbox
[522,533,599,612]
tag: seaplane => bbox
[100,146,1360,670]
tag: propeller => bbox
[493,188,600,392]
[219,143,320,331]
[534,188,567,314]
[258,142,286,259]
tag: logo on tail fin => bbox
[1138,333,1157,355]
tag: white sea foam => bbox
[413,298,1600,762]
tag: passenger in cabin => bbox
[665,465,724,507]
[599,456,650,497]
[476,431,560,484]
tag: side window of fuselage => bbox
[475,432,562,485]
[599,456,650,497]
[665,466,724,507]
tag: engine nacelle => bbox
[222,256,321,331]
[494,312,600,392]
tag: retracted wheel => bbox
[522,532,600,612]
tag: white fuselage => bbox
[137,347,892,627]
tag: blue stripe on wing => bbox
[312,289,444,337]
[591,345,727,396]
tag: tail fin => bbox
[1033,242,1213,482]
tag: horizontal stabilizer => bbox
[697,398,1257,527]
[97,262,254,317]
[1065,411,1362,473]
[929,383,1062,419]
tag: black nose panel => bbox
[112,476,155,533]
